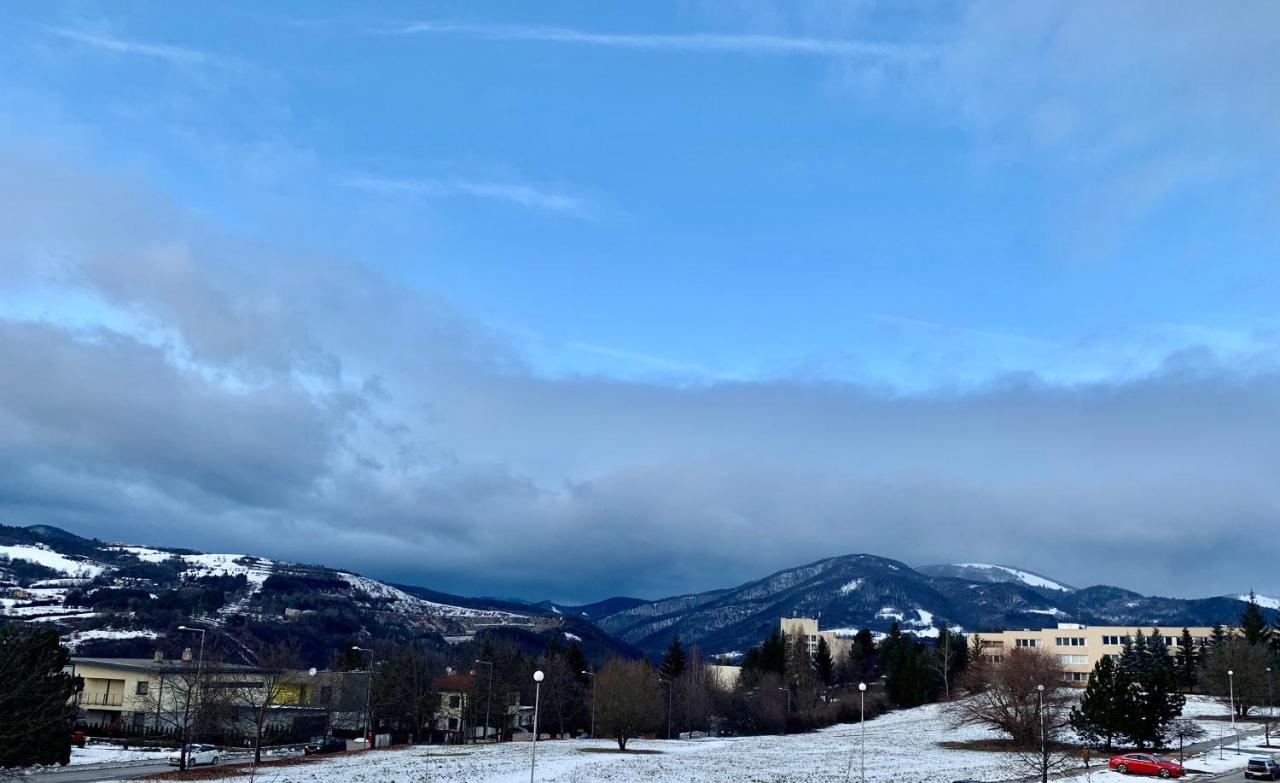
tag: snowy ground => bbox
[124,696,1271,783]
[68,742,174,766]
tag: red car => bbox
[1108,753,1186,778]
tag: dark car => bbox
[1247,757,1280,781]
[304,736,347,755]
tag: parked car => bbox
[167,744,221,767]
[1108,752,1185,778]
[1246,757,1280,780]
[304,736,347,755]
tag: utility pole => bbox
[583,665,596,742]
[475,660,494,743]
[858,682,867,783]
[176,626,205,772]
[353,646,375,749]
[1037,684,1046,783]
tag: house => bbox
[431,670,474,742]
[67,652,329,735]
[974,623,1220,685]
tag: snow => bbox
[69,743,173,766]
[107,545,176,564]
[340,572,532,622]
[66,628,159,649]
[910,609,933,627]
[875,606,904,622]
[0,544,104,578]
[563,632,583,642]
[1238,593,1280,610]
[953,562,1072,591]
[1028,608,1066,616]
[148,700,1080,783]
[839,578,864,595]
[180,553,274,586]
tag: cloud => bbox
[43,26,229,68]
[346,174,590,216]
[392,21,932,61]
[3,148,1280,603]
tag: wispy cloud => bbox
[392,21,931,61]
[44,26,228,67]
[346,174,589,216]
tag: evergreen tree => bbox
[881,623,936,708]
[814,637,834,692]
[1122,628,1186,749]
[846,628,877,684]
[1240,591,1272,647]
[1070,654,1128,750]
[567,642,589,683]
[660,635,687,681]
[1210,620,1227,651]
[0,625,82,767]
[1175,628,1198,691]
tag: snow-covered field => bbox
[132,696,1270,783]
[68,742,173,766]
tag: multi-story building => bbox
[779,617,855,661]
[975,623,1218,685]
[69,652,329,733]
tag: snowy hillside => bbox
[916,562,1076,592]
[0,524,538,659]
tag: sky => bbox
[1,1,1279,603]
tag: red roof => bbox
[432,673,476,692]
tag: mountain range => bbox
[2,524,1274,663]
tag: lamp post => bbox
[1036,684,1046,783]
[530,670,544,783]
[1228,669,1238,755]
[353,646,374,749]
[474,660,494,743]
[176,626,206,772]
[581,670,596,739]
[1267,666,1274,748]
[858,682,867,783]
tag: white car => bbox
[168,744,221,766]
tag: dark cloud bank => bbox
[1,150,1277,603]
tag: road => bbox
[20,752,286,783]
[1198,746,1278,781]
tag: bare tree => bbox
[1202,637,1271,717]
[951,647,1071,748]
[594,658,662,750]
[134,653,234,770]
[232,640,302,764]
[1167,719,1206,763]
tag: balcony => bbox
[79,692,124,707]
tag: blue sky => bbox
[1,2,1279,600]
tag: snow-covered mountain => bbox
[0,524,567,663]
[582,554,1273,658]
[915,562,1076,593]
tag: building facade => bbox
[975,623,1217,684]
[779,617,855,662]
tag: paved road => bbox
[1198,746,1279,781]
[20,752,278,783]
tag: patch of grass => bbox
[578,747,665,755]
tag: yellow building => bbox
[975,623,1218,685]
[780,617,855,661]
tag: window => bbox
[1164,636,1175,646]
[135,681,150,696]
[1062,671,1088,682]
[449,695,461,709]
[1055,637,1085,647]
[1058,654,1088,665]
[448,718,458,730]
[1102,635,1130,646]
[319,686,333,703]
[1015,638,1040,648]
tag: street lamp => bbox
[1036,684,1046,783]
[530,670,544,783]
[583,665,596,742]
[858,682,867,783]
[176,626,206,772]
[1267,666,1274,748]
[474,660,494,744]
[1228,669,1238,755]
[353,646,375,749]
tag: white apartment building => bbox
[779,617,855,661]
